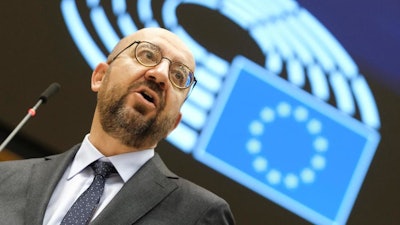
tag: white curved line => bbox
[308,64,330,101]
[181,101,208,130]
[273,21,295,59]
[117,14,138,36]
[300,9,358,77]
[278,17,313,65]
[111,0,126,14]
[293,10,335,72]
[195,66,223,93]
[351,76,381,129]
[329,72,355,115]
[189,83,215,110]
[138,0,153,23]
[90,6,120,52]
[287,58,305,87]
[183,0,219,10]
[163,0,180,28]
[61,0,105,68]
[167,122,197,152]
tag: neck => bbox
[88,113,156,156]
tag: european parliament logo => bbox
[60,0,381,224]
[195,56,380,224]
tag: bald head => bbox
[107,28,195,72]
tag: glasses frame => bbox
[108,41,197,90]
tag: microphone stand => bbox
[0,99,44,152]
[0,82,60,152]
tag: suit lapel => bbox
[25,145,79,225]
[91,154,178,225]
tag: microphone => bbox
[0,82,61,152]
[39,82,61,103]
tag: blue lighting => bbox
[61,0,106,68]
[195,56,380,225]
[329,72,355,115]
[90,7,120,52]
[60,1,382,224]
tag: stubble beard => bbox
[98,81,177,149]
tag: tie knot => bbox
[90,161,117,178]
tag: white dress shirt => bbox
[43,134,154,225]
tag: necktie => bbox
[60,161,117,225]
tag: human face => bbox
[95,31,194,149]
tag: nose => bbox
[144,58,171,89]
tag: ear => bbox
[173,112,182,130]
[91,62,109,92]
[164,112,182,138]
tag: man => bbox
[0,28,235,225]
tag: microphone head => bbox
[39,82,61,103]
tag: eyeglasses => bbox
[109,41,197,90]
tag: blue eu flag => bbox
[195,56,380,225]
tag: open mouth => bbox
[140,90,155,104]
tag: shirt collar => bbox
[68,134,155,182]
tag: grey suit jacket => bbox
[0,144,235,225]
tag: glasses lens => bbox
[135,41,195,89]
[170,63,194,88]
[135,42,161,66]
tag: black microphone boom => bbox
[0,82,61,152]
[40,82,61,103]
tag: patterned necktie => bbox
[60,161,117,225]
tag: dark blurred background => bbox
[0,1,399,224]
